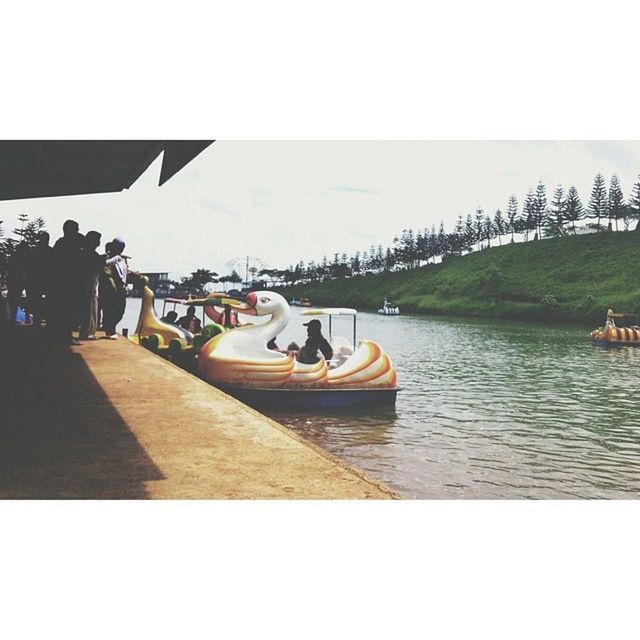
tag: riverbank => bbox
[281,232,640,324]
[0,326,398,499]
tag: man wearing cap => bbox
[297,318,333,365]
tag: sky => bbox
[1,141,639,281]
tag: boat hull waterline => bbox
[590,309,640,347]
[218,385,399,409]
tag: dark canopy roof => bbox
[0,140,213,201]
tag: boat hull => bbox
[591,339,640,348]
[217,385,399,409]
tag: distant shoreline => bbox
[275,232,640,327]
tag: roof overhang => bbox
[0,140,213,201]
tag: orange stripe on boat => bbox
[329,342,382,381]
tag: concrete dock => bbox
[0,327,398,499]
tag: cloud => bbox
[324,185,381,196]
[584,141,638,172]
[3,141,640,279]
[197,198,236,216]
[250,188,278,207]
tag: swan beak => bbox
[224,298,257,315]
[189,296,256,314]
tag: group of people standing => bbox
[5,219,134,343]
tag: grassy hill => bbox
[280,232,640,325]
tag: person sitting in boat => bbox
[296,319,333,364]
[161,310,178,324]
[177,305,202,334]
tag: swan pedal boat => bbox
[129,276,226,355]
[197,292,399,409]
[378,298,400,316]
[591,309,640,347]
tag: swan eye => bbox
[260,297,270,304]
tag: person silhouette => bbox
[102,237,129,339]
[161,310,179,324]
[177,305,202,333]
[297,318,333,364]
[50,219,85,342]
[7,242,29,324]
[26,231,52,326]
[79,231,103,340]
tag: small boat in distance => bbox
[378,298,400,316]
[591,309,640,346]
[291,297,311,307]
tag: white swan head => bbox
[244,291,289,319]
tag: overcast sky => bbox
[1,141,639,280]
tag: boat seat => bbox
[328,336,354,369]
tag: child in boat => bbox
[267,337,300,356]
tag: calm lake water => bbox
[121,299,640,499]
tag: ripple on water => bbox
[264,311,640,499]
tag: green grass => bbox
[278,232,640,325]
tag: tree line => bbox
[261,173,640,287]
[3,172,639,292]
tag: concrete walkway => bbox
[0,327,398,499]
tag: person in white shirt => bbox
[102,237,129,339]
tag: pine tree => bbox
[608,174,624,231]
[464,214,475,252]
[437,221,448,257]
[474,208,485,250]
[506,195,518,243]
[376,245,385,271]
[493,209,505,245]
[414,230,425,266]
[428,224,437,263]
[564,186,584,233]
[483,215,495,248]
[12,212,29,240]
[384,247,394,271]
[629,176,640,231]
[522,190,535,241]
[550,185,565,227]
[361,251,369,272]
[533,181,548,239]
[453,215,465,255]
[350,251,361,274]
[587,172,608,230]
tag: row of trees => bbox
[269,173,640,286]
[3,173,639,291]
[178,268,244,292]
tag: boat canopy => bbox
[301,308,357,316]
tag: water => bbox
[121,298,640,499]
